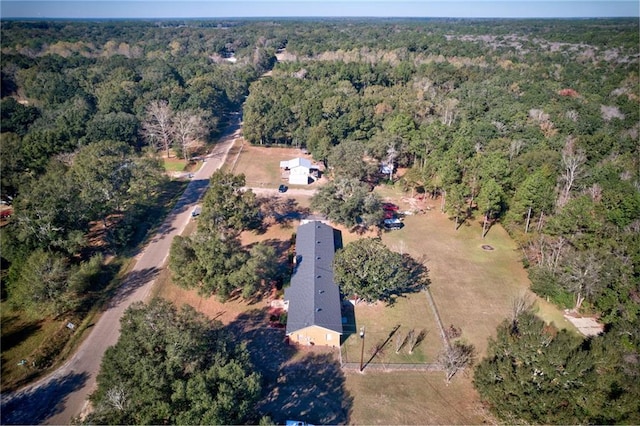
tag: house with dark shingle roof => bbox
[284,221,343,347]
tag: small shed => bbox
[280,157,314,185]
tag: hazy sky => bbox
[1,0,638,19]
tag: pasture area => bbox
[340,295,443,366]
[345,372,488,425]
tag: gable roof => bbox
[280,157,312,169]
[284,221,343,335]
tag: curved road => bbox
[0,116,242,425]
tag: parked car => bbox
[383,218,403,230]
[191,206,201,217]
[278,184,288,193]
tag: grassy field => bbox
[341,295,443,365]
[163,156,188,172]
[345,372,490,425]
[0,305,66,391]
[377,185,576,357]
[231,143,322,189]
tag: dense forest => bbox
[0,19,275,319]
[1,18,639,423]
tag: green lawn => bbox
[0,303,66,391]
[163,157,188,172]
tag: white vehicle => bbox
[191,206,201,217]
[383,218,403,230]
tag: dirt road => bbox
[0,116,241,425]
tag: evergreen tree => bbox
[85,299,261,425]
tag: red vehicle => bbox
[0,208,12,219]
[382,203,399,211]
[383,210,396,219]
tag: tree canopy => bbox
[310,178,383,229]
[84,299,261,425]
[474,309,640,424]
[333,238,425,303]
[168,171,277,301]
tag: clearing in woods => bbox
[152,162,574,424]
[229,143,325,189]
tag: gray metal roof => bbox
[284,221,343,335]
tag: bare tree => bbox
[406,328,427,354]
[508,139,525,161]
[439,341,475,384]
[173,109,208,160]
[370,341,389,369]
[557,137,586,208]
[385,144,398,182]
[394,329,406,354]
[142,100,174,157]
[439,97,459,126]
[560,249,603,311]
[106,385,128,411]
[510,292,535,324]
[444,324,462,340]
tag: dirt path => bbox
[0,117,241,425]
[247,186,318,197]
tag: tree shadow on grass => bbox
[385,254,431,306]
[0,317,41,354]
[256,196,310,233]
[258,352,353,425]
[0,371,88,425]
[340,301,356,344]
[227,309,353,425]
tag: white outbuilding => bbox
[280,157,315,185]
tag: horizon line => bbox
[2,15,638,20]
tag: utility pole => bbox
[359,326,366,372]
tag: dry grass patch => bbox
[341,295,443,365]
[381,207,576,357]
[157,280,265,325]
[232,144,321,189]
[345,372,490,425]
